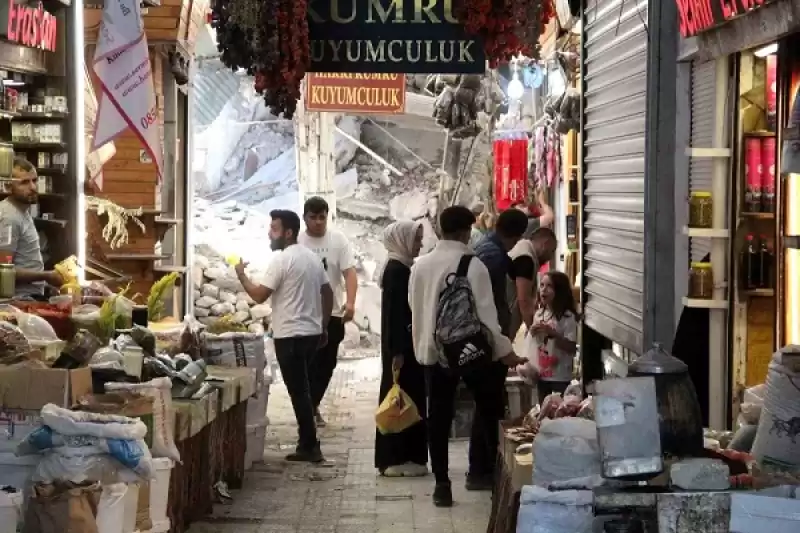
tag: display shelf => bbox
[744,288,774,297]
[154,217,181,225]
[36,167,67,176]
[682,297,729,309]
[15,111,69,120]
[12,141,67,150]
[743,131,776,138]
[34,217,68,227]
[105,253,170,261]
[153,265,188,274]
[741,212,775,220]
[683,227,730,238]
[0,192,66,199]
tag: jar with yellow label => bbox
[689,192,713,228]
[689,262,714,299]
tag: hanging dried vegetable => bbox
[455,0,556,66]
[86,196,146,250]
[211,0,308,118]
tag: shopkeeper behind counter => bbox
[0,157,63,299]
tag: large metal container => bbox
[594,376,663,480]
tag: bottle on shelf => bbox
[766,55,778,132]
[745,138,763,212]
[758,235,773,289]
[742,233,761,290]
[761,137,776,213]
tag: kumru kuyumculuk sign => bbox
[305,73,406,113]
[307,0,486,74]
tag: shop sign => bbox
[1,1,58,52]
[305,73,406,113]
[307,0,485,74]
[677,0,776,38]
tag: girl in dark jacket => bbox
[374,220,428,476]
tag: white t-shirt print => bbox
[263,244,329,339]
[531,309,578,382]
[299,229,356,318]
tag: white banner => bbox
[91,0,162,179]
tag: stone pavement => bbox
[187,355,492,533]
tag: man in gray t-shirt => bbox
[0,158,63,298]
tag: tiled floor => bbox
[187,356,491,533]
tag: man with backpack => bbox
[409,206,526,507]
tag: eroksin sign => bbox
[306,73,406,113]
[677,0,776,38]
[307,0,485,74]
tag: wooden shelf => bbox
[683,227,730,238]
[743,131,776,138]
[105,253,170,261]
[682,297,728,309]
[34,217,68,227]
[154,217,181,225]
[686,147,732,158]
[745,288,774,297]
[37,167,67,176]
[741,212,775,220]
[153,265,188,274]
[0,111,69,120]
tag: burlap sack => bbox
[135,482,152,532]
[23,482,102,533]
[74,392,155,448]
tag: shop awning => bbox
[688,0,800,61]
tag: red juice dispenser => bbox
[761,137,776,213]
[745,137,763,212]
[493,130,528,211]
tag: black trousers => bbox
[426,362,507,484]
[274,335,321,451]
[310,317,346,410]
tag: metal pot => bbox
[628,343,704,457]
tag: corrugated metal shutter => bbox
[689,60,716,262]
[582,0,648,354]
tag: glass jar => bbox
[689,262,714,299]
[0,262,14,299]
[689,192,713,228]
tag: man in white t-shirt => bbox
[236,209,333,463]
[299,197,358,427]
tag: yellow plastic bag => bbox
[375,371,422,435]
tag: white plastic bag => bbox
[532,418,601,487]
[516,332,540,384]
[517,485,593,533]
[105,378,181,462]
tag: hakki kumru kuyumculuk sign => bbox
[307,0,486,74]
[305,73,406,113]
[676,0,776,38]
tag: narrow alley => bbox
[187,355,492,533]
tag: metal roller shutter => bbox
[582,0,648,354]
[689,60,716,262]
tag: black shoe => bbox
[432,482,453,507]
[465,473,493,491]
[286,445,324,463]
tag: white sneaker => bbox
[315,411,326,428]
[401,463,429,477]
[382,466,405,477]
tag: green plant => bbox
[148,272,179,322]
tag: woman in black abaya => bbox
[374,220,428,476]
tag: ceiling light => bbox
[507,72,524,100]
[754,43,778,58]
[2,80,25,87]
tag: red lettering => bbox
[700,0,714,30]
[21,9,32,47]
[6,0,15,42]
[721,0,738,19]
[677,0,691,36]
[31,8,41,49]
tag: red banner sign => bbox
[677,0,775,38]
[5,1,57,53]
[493,136,528,211]
[305,73,405,114]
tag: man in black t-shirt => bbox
[509,227,558,335]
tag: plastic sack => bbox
[202,331,266,386]
[22,481,102,533]
[105,378,181,462]
[563,380,583,400]
[537,393,563,421]
[532,418,601,487]
[95,483,127,533]
[516,332,540,384]
[4,307,58,342]
[554,394,582,418]
[516,485,593,533]
[576,396,594,419]
[0,321,32,364]
[32,451,143,485]
[375,372,422,435]
[89,346,125,371]
[739,384,767,425]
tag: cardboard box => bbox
[0,366,92,411]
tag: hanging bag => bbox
[375,370,422,435]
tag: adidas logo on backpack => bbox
[435,255,493,374]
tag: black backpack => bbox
[434,255,493,373]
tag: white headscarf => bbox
[378,220,422,287]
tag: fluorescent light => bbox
[73,0,86,281]
[754,43,778,58]
[2,80,25,86]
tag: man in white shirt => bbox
[409,206,526,508]
[236,209,333,463]
[299,197,358,427]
